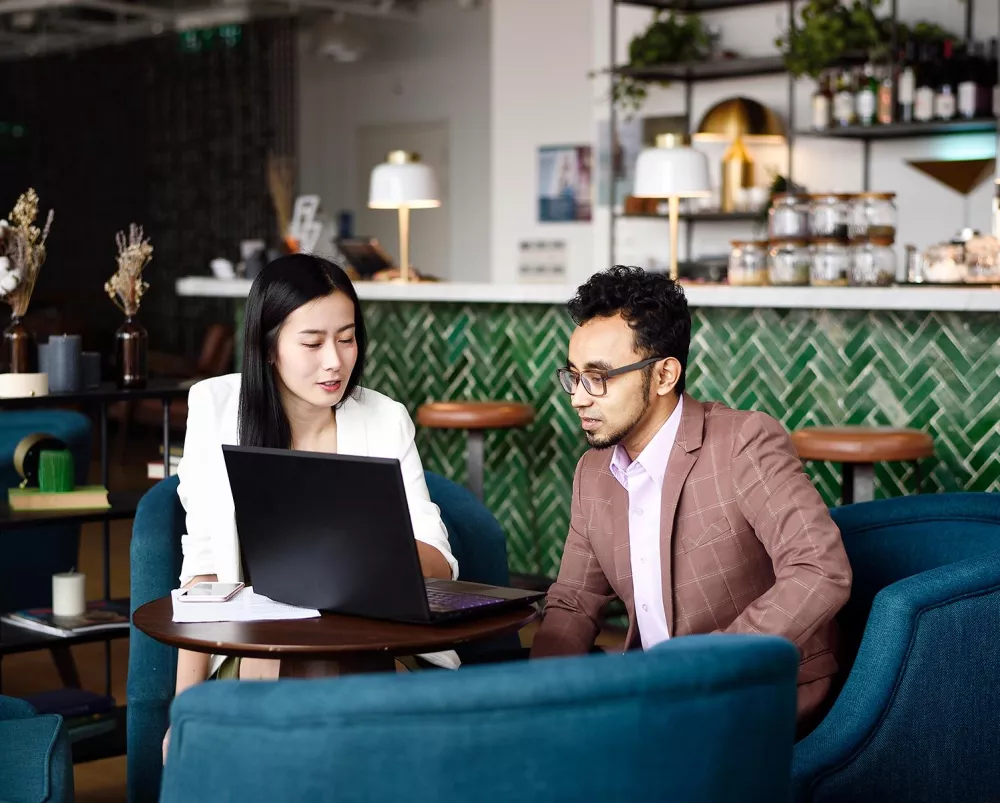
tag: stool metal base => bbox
[466,429,485,501]
[841,463,874,505]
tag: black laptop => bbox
[221,445,544,624]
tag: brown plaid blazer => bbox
[531,394,852,725]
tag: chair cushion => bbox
[0,714,71,803]
[416,402,534,431]
[791,427,933,463]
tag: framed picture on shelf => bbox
[538,145,593,222]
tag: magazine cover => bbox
[1,599,129,637]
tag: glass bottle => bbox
[877,63,894,124]
[834,69,856,126]
[915,43,937,122]
[856,61,878,125]
[812,71,832,130]
[898,41,917,123]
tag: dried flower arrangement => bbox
[0,188,54,318]
[105,224,153,316]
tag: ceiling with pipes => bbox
[0,0,474,60]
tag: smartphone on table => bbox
[177,582,245,602]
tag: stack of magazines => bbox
[1,599,129,637]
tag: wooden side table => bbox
[133,596,538,677]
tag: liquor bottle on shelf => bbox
[833,68,856,126]
[812,70,832,130]
[914,43,937,122]
[856,61,878,125]
[877,63,894,124]
[897,41,917,123]
[935,39,957,120]
[957,40,979,120]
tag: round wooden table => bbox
[133,596,538,677]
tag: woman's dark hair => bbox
[567,265,690,395]
[238,254,367,449]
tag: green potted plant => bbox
[777,0,958,78]
[595,12,712,115]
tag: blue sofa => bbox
[0,695,74,803]
[160,635,799,803]
[128,472,518,803]
[793,492,1000,802]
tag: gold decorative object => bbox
[694,97,786,213]
[268,152,297,251]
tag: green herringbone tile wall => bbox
[363,300,1000,579]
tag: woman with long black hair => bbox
[164,254,457,758]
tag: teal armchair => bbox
[0,695,74,802]
[161,635,799,803]
[793,492,1000,803]
[128,471,520,802]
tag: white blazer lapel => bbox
[335,392,368,456]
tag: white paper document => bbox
[170,587,321,624]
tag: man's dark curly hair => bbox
[567,266,690,395]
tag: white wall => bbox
[492,0,999,285]
[489,0,595,285]
[298,0,491,281]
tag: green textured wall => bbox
[361,301,1000,578]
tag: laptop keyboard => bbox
[425,587,499,612]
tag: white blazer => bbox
[175,373,460,672]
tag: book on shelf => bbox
[7,485,110,512]
[147,454,181,479]
[1,599,130,638]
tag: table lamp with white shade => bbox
[632,134,711,281]
[368,150,440,283]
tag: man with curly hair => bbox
[531,266,852,734]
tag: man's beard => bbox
[586,370,652,450]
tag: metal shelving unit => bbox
[609,0,997,264]
[608,0,794,268]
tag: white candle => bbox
[0,372,48,398]
[52,571,86,617]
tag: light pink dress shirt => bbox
[608,397,684,650]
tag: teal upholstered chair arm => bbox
[792,549,1000,802]
[0,695,38,720]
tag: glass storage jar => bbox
[728,240,770,286]
[851,192,897,240]
[769,239,812,286]
[809,193,854,239]
[849,235,896,286]
[767,194,810,240]
[811,238,851,286]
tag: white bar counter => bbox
[175,276,1000,313]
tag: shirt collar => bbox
[609,396,684,488]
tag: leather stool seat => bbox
[416,401,535,501]
[791,426,934,505]
[417,402,534,431]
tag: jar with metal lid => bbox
[811,238,851,286]
[768,239,812,286]
[809,193,854,239]
[728,240,770,286]
[851,192,897,240]
[850,235,896,286]
[768,194,810,240]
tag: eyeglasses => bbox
[556,357,664,398]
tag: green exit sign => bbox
[179,24,243,53]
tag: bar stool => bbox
[416,401,534,501]
[790,426,934,505]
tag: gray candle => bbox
[81,352,101,389]
[47,335,81,393]
[37,340,50,376]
